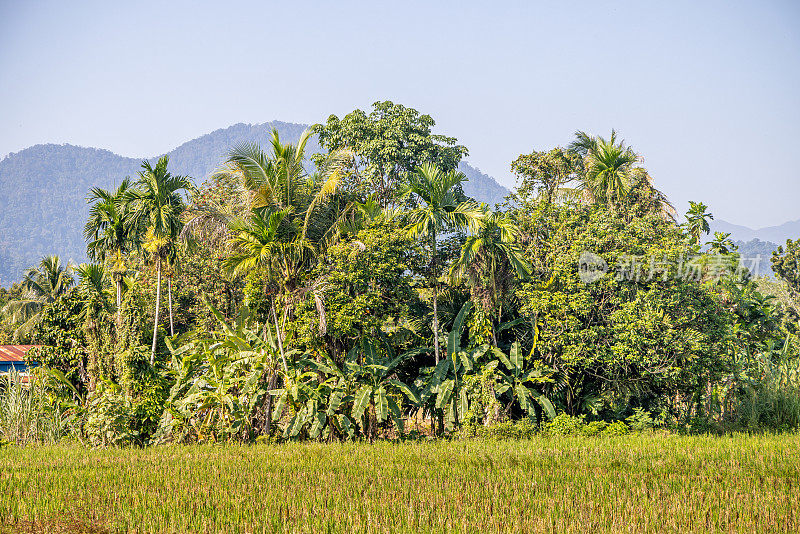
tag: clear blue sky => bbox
[1,0,798,228]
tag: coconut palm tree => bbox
[84,178,135,322]
[209,128,353,243]
[124,156,191,362]
[449,211,531,339]
[2,255,74,339]
[398,163,484,363]
[569,131,676,220]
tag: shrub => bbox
[601,421,629,436]
[544,414,586,436]
[583,421,608,436]
[84,382,137,447]
[625,408,656,431]
[473,420,537,440]
[736,384,800,432]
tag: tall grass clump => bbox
[735,350,800,431]
[0,370,68,446]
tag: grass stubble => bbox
[0,433,797,533]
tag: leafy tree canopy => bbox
[312,101,468,205]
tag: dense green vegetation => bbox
[0,121,508,286]
[1,435,798,533]
[1,101,799,450]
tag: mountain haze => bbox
[0,122,509,286]
[710,219,800,246]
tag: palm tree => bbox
[685,201,713,246]
[571,130,638,207]
[124,156,191,362]
[224,209,313,296]
[450,211,531,339]
[2,255,74,339]
[210,129,353,243]
[399,163,484,363]
[189,130,352,329]
[74,263,112,389]
[569,131,677,220]
[219,129,312,213]
[709,232,735,255]
[84,178,134,322]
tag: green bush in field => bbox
[542,413,631,436]
[601,421,629,436]
[472,419,537,440]
[544,413,587,436]
[583,420,608,436]
[625,408,656,431]
[84,381,138,447]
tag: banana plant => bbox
[488,341,556,421]
[419,301,478,432]
[158,298,288,443]
[337,338,420,440]
[269,360,348,440]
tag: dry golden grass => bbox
[1,433,798,533]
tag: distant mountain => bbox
[734,239,780,277]
[708,219,800,278]
[458,162,509,207]
[711,219,800,245]
[0,122,509,286]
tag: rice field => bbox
[0,434,798,533]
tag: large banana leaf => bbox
[387,397,405,433]
[386,378,419,405]
[436,379,454,410]
[374,386,388,423]
[447,301,472,356]
[509,342,523,374]
[351,385,373,423]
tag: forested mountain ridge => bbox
[0,144,142,286]
[711,218,800,245]
[0,122,509,286]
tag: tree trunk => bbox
[271,301,289,376]
[151,259,161,364]
[368,400,377,442]
[116,277,122,325]
[432,230,440,364]
[264,371,278,437]
[168,277,174,337]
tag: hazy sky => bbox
[1,0,798,228]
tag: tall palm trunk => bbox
[168,277,174,336]
[264,371,278,437]
[151,258,161,364]
[116,276,122,325]
[431,230,445,436]
[432,230,440,364]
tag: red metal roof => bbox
[0,345,38,362]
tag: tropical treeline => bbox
[1,101,799,446]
